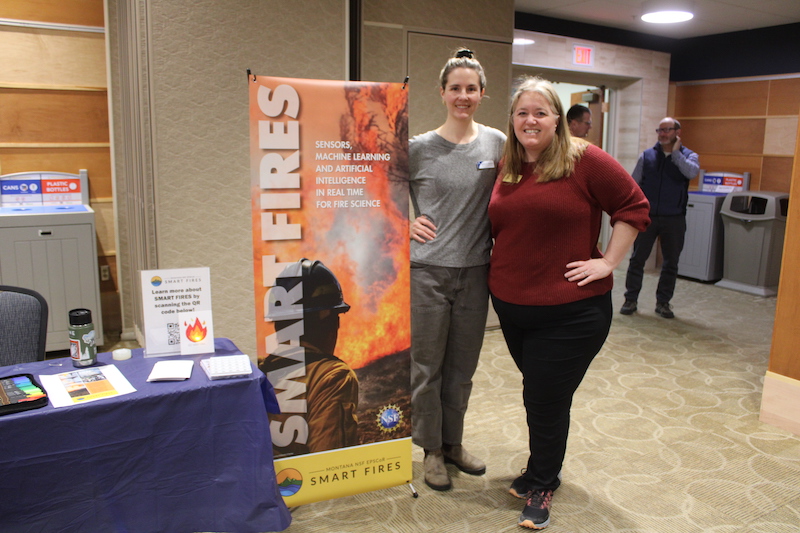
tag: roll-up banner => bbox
[249,75,411,506]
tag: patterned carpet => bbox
[286,270,800,532]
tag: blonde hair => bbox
[502,76,588,184]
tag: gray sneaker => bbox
[620,300,637,315]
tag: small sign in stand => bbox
[140,267,215,357]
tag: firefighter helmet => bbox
[267,258,350,320]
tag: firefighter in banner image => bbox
[262,258,359,458]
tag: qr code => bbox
[167,322,180,345]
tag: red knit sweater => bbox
[488,144,650,306]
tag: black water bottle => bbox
[69,308,97,367]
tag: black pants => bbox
[624,214,687,304]
[491,292,613,491]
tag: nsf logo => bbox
[377,404,403,433]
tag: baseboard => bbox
[715,279,778,297]
[760,371,800,436]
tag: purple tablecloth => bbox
[0,338,291,533]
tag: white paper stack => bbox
[147,360,194,382]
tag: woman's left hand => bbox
[565,258,614,286]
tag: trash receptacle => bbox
[716,191,789,296]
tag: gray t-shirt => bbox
[409,124,506,267]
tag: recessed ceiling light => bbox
[641,0,694,24]
[514,38,535,45]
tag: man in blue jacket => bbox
[621,117,700,318]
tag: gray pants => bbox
[410,262,489,450]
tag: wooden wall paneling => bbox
[0,89,109,143]
[0,30,107,88]
[666,82,676,116]
[1,0,117,340]
[760,79,800,437]
[675,75,800,195]
[695,153,762,186]
[679,118,766,155]
[673,80,769,117]
[768,114,800,379]
[99,280,121,343]
[763,116,798,156]
[761,156,793,193]
[98,254,118,292]
[0,0,105,28]
[767,78,800,116]
[92,200,115,257]
[0,147,111,198]
[97,250,121,346]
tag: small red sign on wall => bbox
[573,44,594,67]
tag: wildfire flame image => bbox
[184,317,208,343]
[251,78,409,370]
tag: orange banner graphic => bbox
[250,75,411,505]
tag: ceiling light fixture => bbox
[641,0,694,24]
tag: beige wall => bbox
[363,1,512,38]
[405,34,511,136]
[107,0,349,356]
[512,29,671,173]
[361,0,514,137]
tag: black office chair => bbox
[0,286,49,366]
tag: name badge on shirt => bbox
[476,160,495,170]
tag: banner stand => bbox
[249,73,412,506]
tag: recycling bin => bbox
[0,170,104,350]
[678,192,726,281]
[715,191,789,296]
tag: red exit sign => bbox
[573,44,594,67]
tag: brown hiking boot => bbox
[442,444,486,475]
[423,449,451,491]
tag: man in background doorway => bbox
[567,104,592,138]
[621,117,700,319]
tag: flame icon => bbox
[184,317,207,343]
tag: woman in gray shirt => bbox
[408,48,505,491]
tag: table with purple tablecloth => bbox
[0,338,291,533]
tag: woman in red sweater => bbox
[488,77,650,529]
